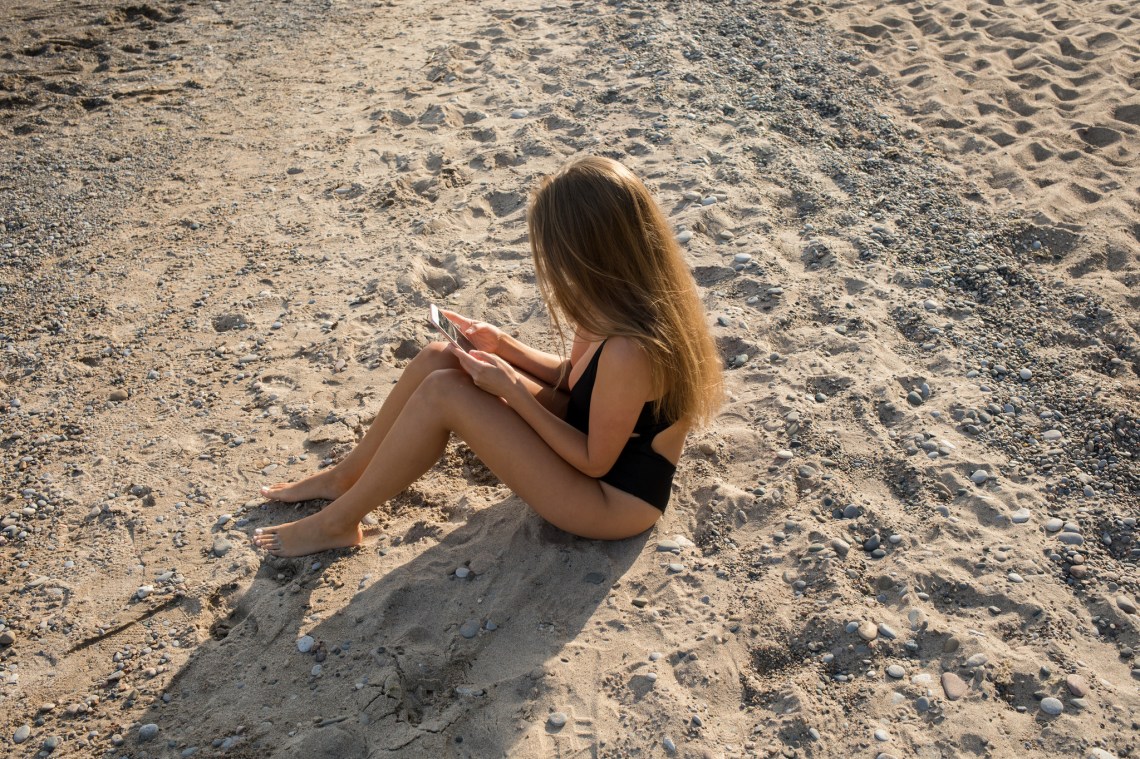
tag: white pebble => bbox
[296,635,315,653]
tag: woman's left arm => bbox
[453,339,650,477]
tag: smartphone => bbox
[428,304,475,352]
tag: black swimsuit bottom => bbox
[563,341,676,512]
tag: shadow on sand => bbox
[139,496,647,757]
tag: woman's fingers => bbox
[441,309,473,331]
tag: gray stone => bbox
[212,537,233,557]
[886,665,905,679]
[857,621,878,641]
[296,635,315,653]
[663,736,677,753]
[139,724,159,742]
[0,630,15,646]
[970,469,989,484]
[1117,596,1137,615]
[459,619,480,639]
[14,725,30,744]
[656,540,681,552]
[1040,697,1063,715]
[547,712,568,728]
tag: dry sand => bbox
[1,0,1137,757]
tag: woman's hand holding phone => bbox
[440,310,504,355]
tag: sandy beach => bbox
[1,0,1137,757]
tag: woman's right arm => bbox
[442,311,570,389]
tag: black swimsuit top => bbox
[564,340,677,511]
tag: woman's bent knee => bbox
[413,341,461,371]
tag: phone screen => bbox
[429,306,474,351]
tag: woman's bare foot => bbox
[260,467,351,503]
[251,512,364,557]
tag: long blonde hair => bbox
[527,156,723,426]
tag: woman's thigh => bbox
[425,371,659,540]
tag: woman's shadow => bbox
[141,495,648,757]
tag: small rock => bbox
[656,540,681,552]
[1117,596,1137,615]
[0,631,15,646]
[941,672,968,700]
[510,109,529,119]
[676,230,692,244]
[1045,518,1063,532]
[14,725,31,744]
[459,619,480,639]
[857,621,878,641]
[970,469,989,484]
[1065,674,1089,697]
[874,729,890,742]
[547,712,568,728]
[1019,368,1033,380]
[139,723,159,742]
[296,635,315,653]
[1040,697,1063,716]
[886,665,905,679]
[663,736,677,753]
[1011,508,1031,524]
[109,389,129,402]
[631,597,649,608]
[212,537,233,557]
[455,567,471,579]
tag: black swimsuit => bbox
[564,340,676,511]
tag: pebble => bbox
[510,109,529,118]
[667,563,684,573]
[459,619,480,639]
[136,585,154,600]
[877,623,897,640]
[1042,429,1062,441]
[1065,674,1089,697]
[631,597,649,608]
[970,469,989,484]
[676,230,692,243]
[547,712,568,728]
[874,729,890,742]
[857,621,878,641]
[139,723,159,742]
[455,567,471,579]
[14,724,31,744]
[43,736,61,751]
[1040,697,1063,715]
[1045,518,1063,532]
[1057,532,1084,546]
[0,630,15,646]
[1019,368,1033,380]
[1011,508,1031,524]
[1008,572,1024,583]
[663,736,677,753]
[886,664,905,679]
[296,635,315,653]
[656,540,681,552]
[776,449,794,460]
[733,252,751,264]
[1116,596,1137,614]
[941,672,968,700]
[109,389,129,402]
[212,537,233,557]
[1088,750,1119,759]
